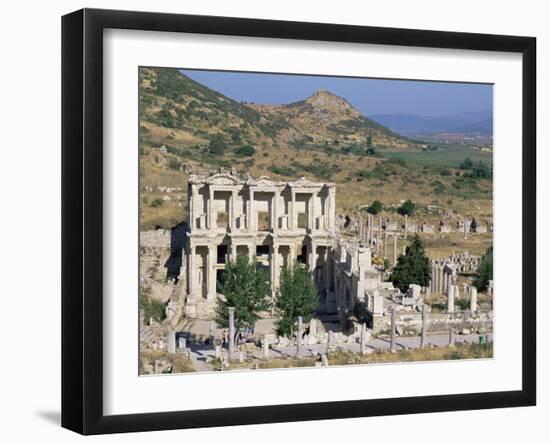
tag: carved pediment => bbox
[205,173,242,186]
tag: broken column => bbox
[390,305,396,352]
[327,330,335,351]
[360,322,367,355]
[404,214,408,239]
[470,286,478,313]
[393,235,398,266]
[166,329,176,354]
[421,304,428,348]
[296,315,303,358]
[262,336,269,359]
[228,307,235,361]
[178,336,187,353]
[447,284,455,313]
[449,328,455,347]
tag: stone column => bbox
[360,322,367,355]
[178,336,187,352]
[188,245,196,298]
[438,266,444,293]
[262,336,269,359]
[470,286,478,313]
[207,186,214,229]
[384,232,388,259]
[323,247,331,294]
[404,214,408,239]
[189,185,195,230]
[207,245,216,301]
[328,188,336,230]
[367,215,372,246]
[230,189,236,230]
[390,305,397,352]
[309,242,317,277]
[449,328,455,347]
[296,316,303,358]
[421,304,428,348]
[310,192,316,231]
[272,191,279,230]
[249,189,255,230]
[271,244,280,295]
[393,235,398,266]
[228,307,235,360]
[447,284,455,313]
[290,188,296,230]
[166,329,176,353]
[289,243,296,268]
[231,243,237,262]
[464,217,468,239]
[378,216,382,252]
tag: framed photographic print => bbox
[61,8,536,435]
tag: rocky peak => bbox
[304,90,356,113]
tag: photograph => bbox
[138,67,494,374]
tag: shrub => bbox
[139,294,166,324]
[168,158,181,171]
[150,198,163,207]
[367,200,383,215]
[234,145,256,157]
[455,298,470,310]
[208,134,226,155]
[268,165,296,176]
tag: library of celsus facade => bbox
[185,171,337,319]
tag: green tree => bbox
[474,246,493,290]
[389,235,431,292]
[470,161,492,179]
[366,133,373,147]
[368,199,383,215]
[397,199,416,216]
[208,134,226,155]
[275,264,319,338]
[215,255,270,335]
[460,157,474,170]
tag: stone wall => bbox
[372,310,493,335]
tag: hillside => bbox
[139,67,493,231]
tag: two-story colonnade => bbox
[185,171,336,319]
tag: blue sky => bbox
[181,69,492,118]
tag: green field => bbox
[384,146,493,167]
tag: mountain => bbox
[369,110,493,136]
[247,90,410,148]
[139,67,414,154]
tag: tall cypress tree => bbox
[390,235,431,293]
[474,246,493,290]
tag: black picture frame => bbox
[61,8,537,435]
